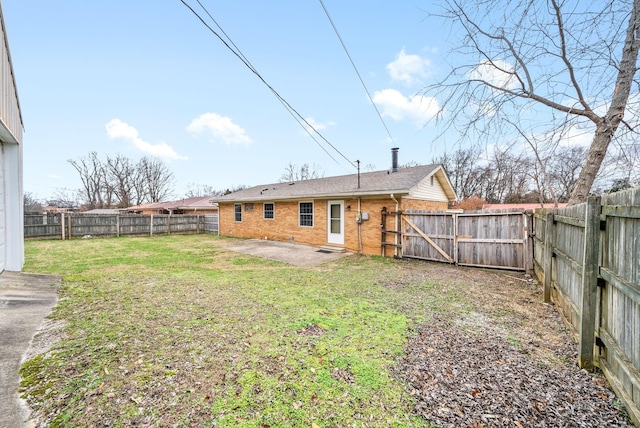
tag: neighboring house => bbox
[0,3,23,272]
[43,206,71,214]
[126,196,219,215]
[483,203,568,211]
[216,158,457,256]
[83,209,126,215]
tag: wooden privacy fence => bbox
[534,187,640,426]
[24,213,219,239]
[383,209,533,271]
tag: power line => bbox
[191,0,342,166]
[180,0,357,169]
[318,0,396,146]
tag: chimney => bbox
[391,147,399,173]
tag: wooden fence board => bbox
[401,212,455,263]
[535,187,640,425]
[400,210,530,271]
[24,213,219,239]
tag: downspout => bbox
[390,193,399,258]
[357,197,363,254]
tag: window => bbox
[263,203,274,220]
[234,203,242,222]
[299,202,313,227]
[430,175,434,186]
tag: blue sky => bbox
[5,0,459,200]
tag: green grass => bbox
[20,235,479,427]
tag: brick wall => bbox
[401,198,448,211]
[219,196,450,256]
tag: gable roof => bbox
[176,196,218,210]
[216,165,457,202]
[126,196,219,212]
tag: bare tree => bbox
[24,192,43,213]
[427,0,640,204]
[69,153,175,207]
[68,152,107,209]
[185,183,218,198]
[434,147,485,199]
[47,188,82,210]
[106,154,139,208]
[138,156,174,203]
[280,162,324,182]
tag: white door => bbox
[327,200,344,245]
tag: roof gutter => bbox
[216,190,411,204]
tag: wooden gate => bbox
[392,209,533,271]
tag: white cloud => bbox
[372,89,439,126]
[106,119,187,161]
[468,60,518,90]
[186,112,252,145]
[386,49,432,86]
[302,117,335,135]
[556,125,594,148]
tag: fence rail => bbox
[24,213,219,239]
[395,209,532,271]
[534,188,640,426]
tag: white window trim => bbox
[298,201,314,227]
[263,202,275,220]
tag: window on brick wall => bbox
[263,203,274,219]
[234,203,242,222]
[299,202,313,227]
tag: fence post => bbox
[61,213,65,240]
[67,214,72,239]
[525,212,534,273]
[150,215,153,236]
[543,211,554,303]
[578,196,601,369]
[116,214,120,237]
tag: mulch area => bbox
[397,313,632,427]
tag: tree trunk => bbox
[568,0,640,204]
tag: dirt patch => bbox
[398,313,631,427]
[295,323,326,336]
[387,261,633,427]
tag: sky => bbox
[5,0,459,201]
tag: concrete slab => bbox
[227,239,352,267]
[0,272,60,428]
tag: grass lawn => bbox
[20,234,553,427]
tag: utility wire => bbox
[180,0,357,169]
[192,0,342,166]
[318,0,396,146]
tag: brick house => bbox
[215,161,457,256]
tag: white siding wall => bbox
[0,5,22,144]
[4,142,22,271]
[0,144,6,272]
[0,5,24,272]
[408,174,449,202]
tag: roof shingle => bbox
[216,165,442,202]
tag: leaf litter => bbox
[397,312,632,427]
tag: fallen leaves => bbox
[398,314,632,427]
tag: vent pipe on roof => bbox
[391,147,399,173]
